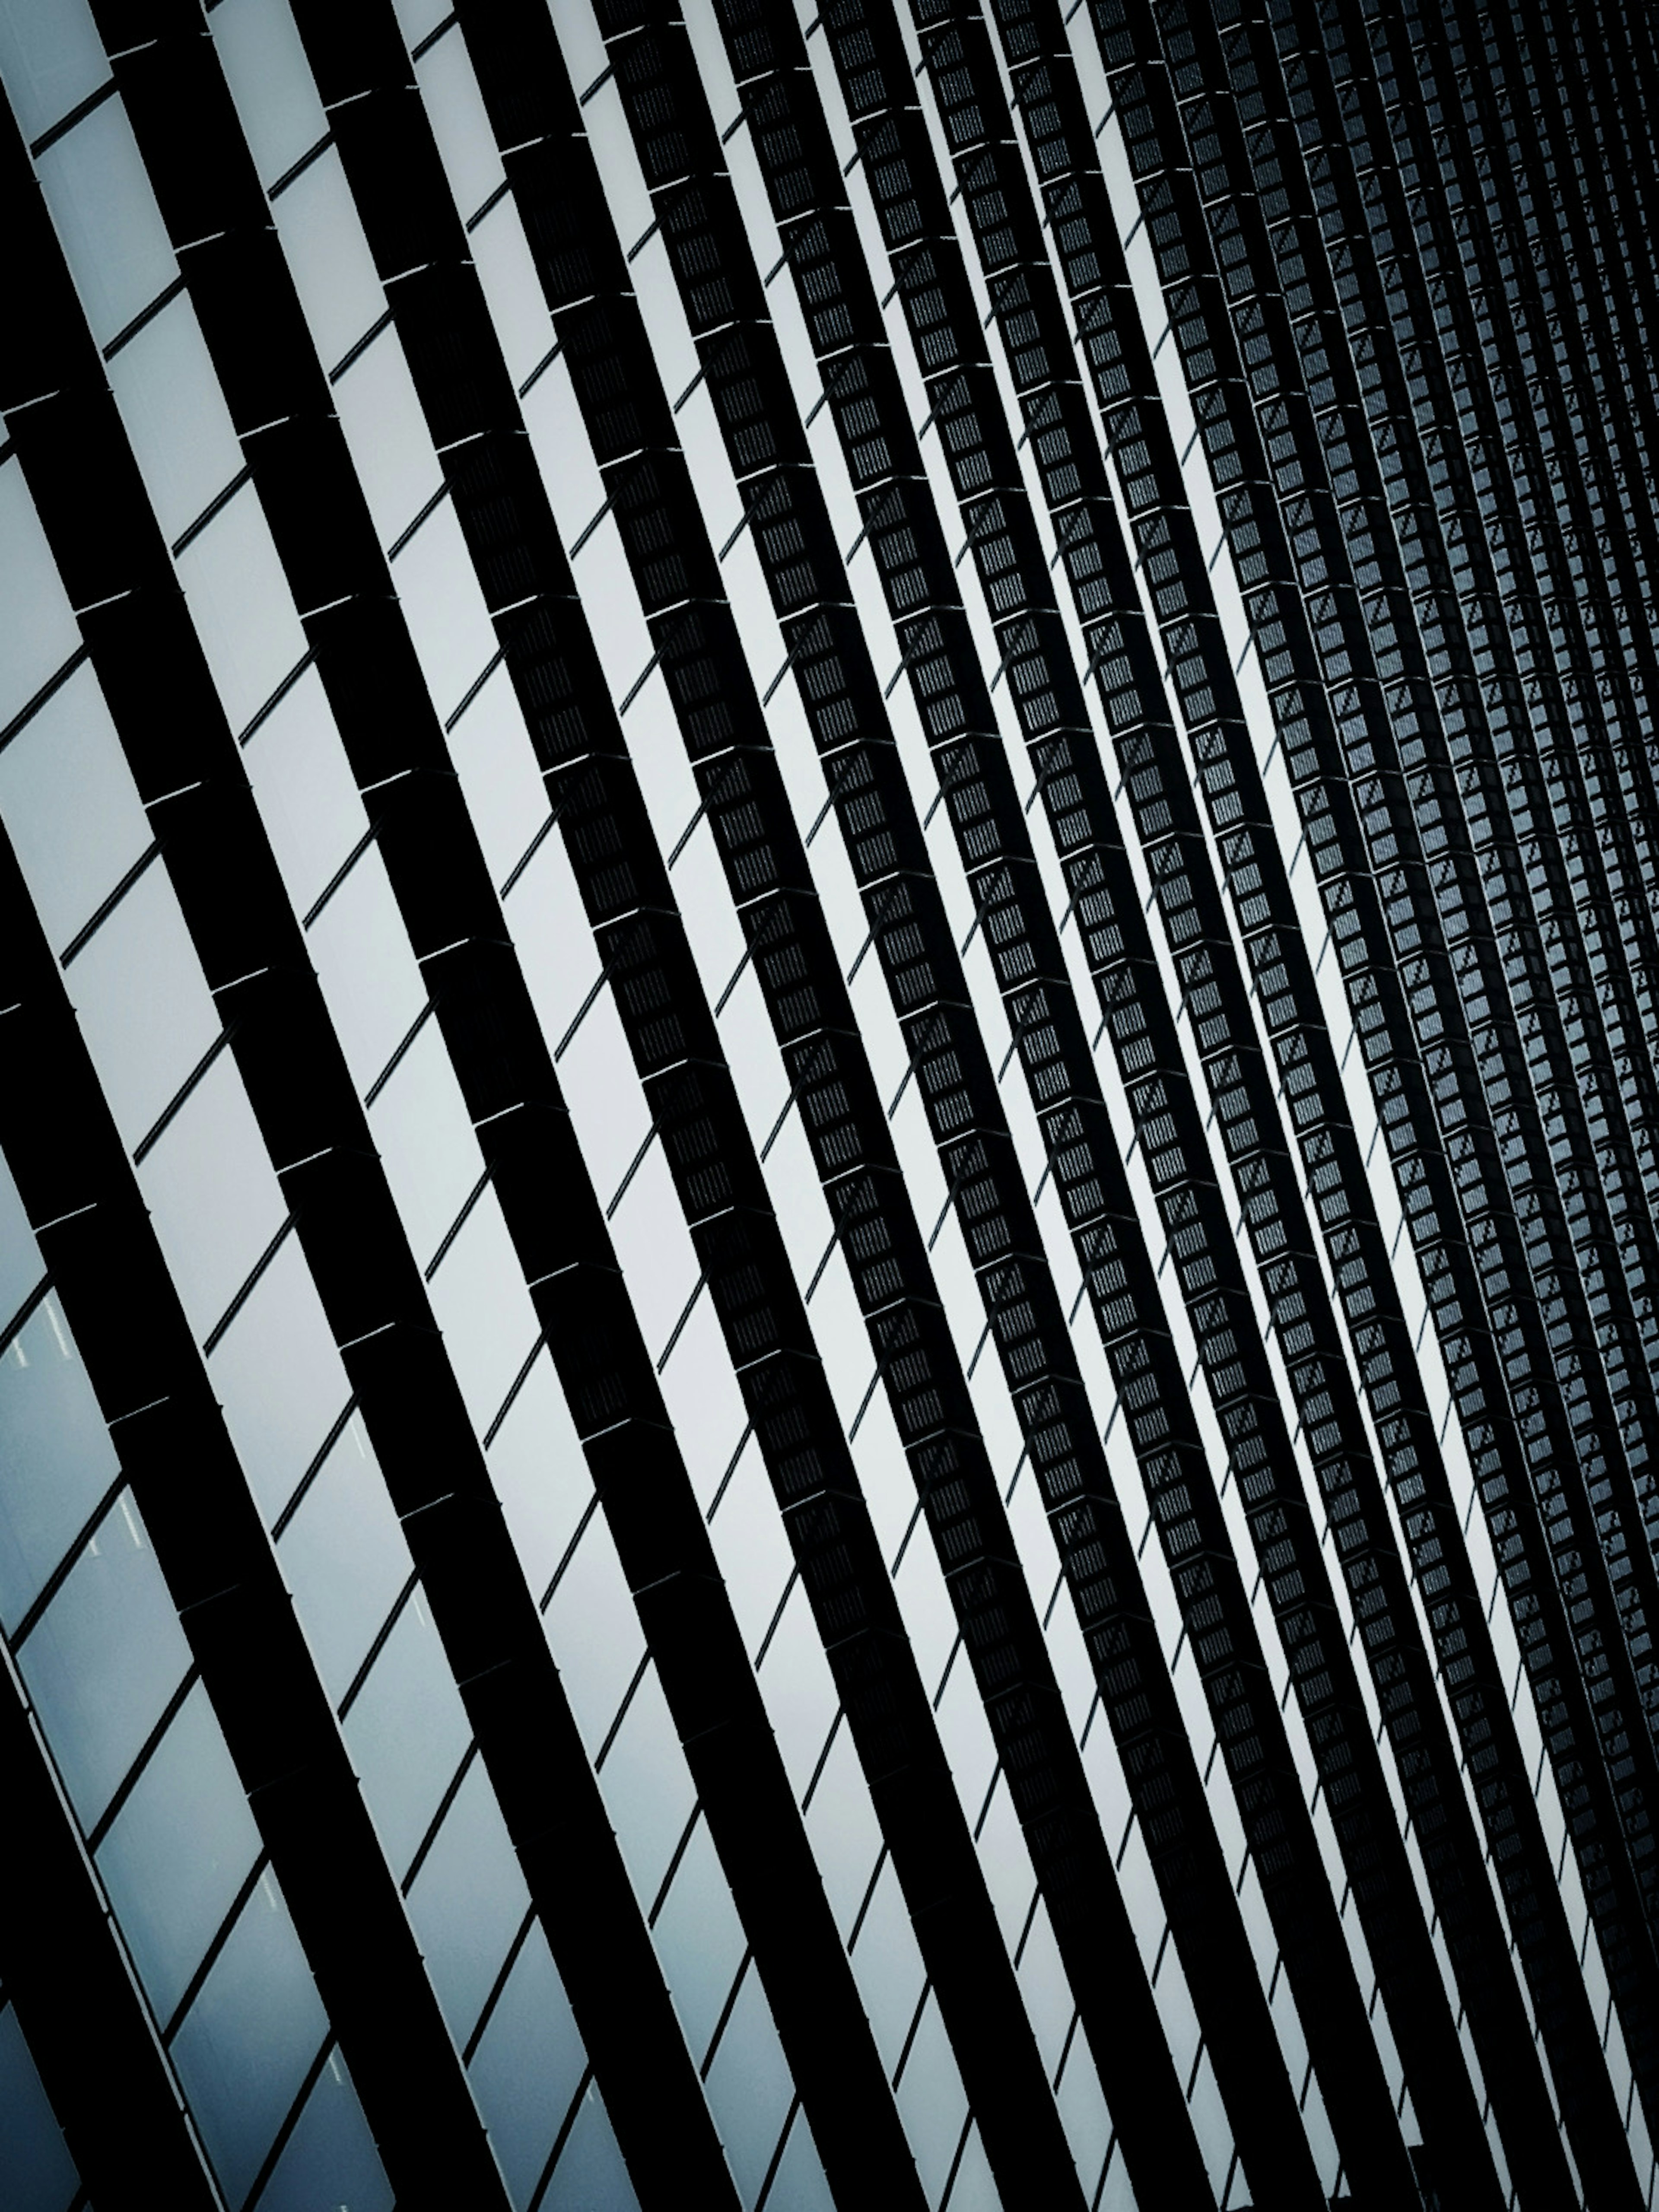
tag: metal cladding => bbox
[0,1,1655,2208]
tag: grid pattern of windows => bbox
[1,0,1656,2207]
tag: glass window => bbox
[340,1592,470,1880]
[541,1513,644,1758]
[416,32,504,218]
[0,0,104,145]
[1055,2026,1113,2204]
[175,483,308,738]
[270,146,387,373]
[136,1054,287,1342]
[208,0,327,192]
[95,1682,261,2026]
[446,661,547,891]
[648,1813,745,2065]
[542,2081,640,2212]
[0,1147,41,1328]
[656,1295,748,1515]
[34,96,178,348]
[705,1438,795,1658]
[208,1230,349,1526]
[467,1924,586,2212]
[0,2002,77,2212]
[849,1857,928,2078]
[700,1964,794,2207]
[331,327,440,553]
[0,463,80,733]
[555,989,650,1243]
[469,201,559,392]
[758,2110,835,2212]
[893,1993,968,2206]
[755,1578,839,1802]
[305,845,426,1095]
[251,2047,391,2212]
[484,1347,591,1604]
[277,1416,410,1707]
[944,2121,998,2212]
[404,1757,530,2046]
[1016,1899,1074,2083]
[367,1016,482,1273]
[389,500,500,726]
[0,660,151,961]
[594,1662,695,1908]
[801,1719,882,1942]
[426,1184,540,1435]
[241,664,367,917]
[0,1291,118,1635]
[167,1869,328,2211]
[606,1141,701,1366]
[108,297,245,550]
[500,827,602,1058]
[16,1487,191,1830]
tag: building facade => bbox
[2,0,1657,2206]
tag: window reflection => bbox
[0,1293,117,1635]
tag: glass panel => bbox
[606,1143,701,1367]
[107,296,245,549]
[305,845,426,1096]
[250,2047,391,2212]
[801,1719,882,1943]
[168,1868,328,2211]
[0,463,80,732]
[704,1439,794,1656]
[943,2122,999,2212]
[240,664,367,917]
[0,1291,117,1634]
[175,483,308,737]
[655,1286,748,1513]
[416,32,504,217]
[136,1053,287,1342]
[0,660,150,960]
[701,1964,794,2207]
[467,1924,585,2212]
[446,661,546,891]
[329,330,438,557]
[64,857,219,1152]
[277,1416,409,1707]
[483,1347,590,1605]
[848,1860,926,2079]
[541,2082,639,2212]
[389,500,499,726]
[95,1682,261,2026]
[367,1017,481,1273]
[594,1662,694,1907]
[0,1147,41,1329]
[16,1487,191,1830]
[469,202,559,391]
[893,1994,968,2209]
[1055,2025,1113,2205]
[208,0,327,192]
[340,1592,470,1880]
[426,1185,540,1435]
[754,1580,839,1802]
[34,96,178,349]
[404,1756,530,2046]
[759,2109,835,2212]
[270,146,387,373]
[0,0,104,144]
[648,1814,745,2065]
[541,1514,643,1758]
[0,2003,77,2212]
[208,1231,349,1526]
[555,988,650,1232]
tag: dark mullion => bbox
[0,1637,220,2212]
